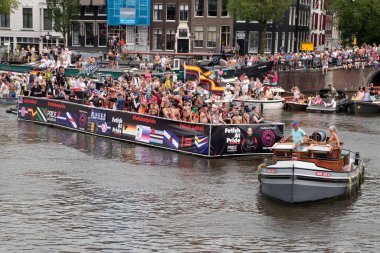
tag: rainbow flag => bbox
[184,65,224,95]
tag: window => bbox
[208,0,217,16]
[98,5,107,15]
[194,26,203,48]
[194,0,204,16]
[166,29,175,50]
[265,32,272,52]
[126,26,136,44]
[85,23,94,46]
[72,23,80,46]
[248,31,259,53]
[98,23,107,46]
[137,26,148,45]
[0,14,10,28]
[153,4,163,21]
[84,6,94,15]
[221,26,230,48]
[166,4,176,21]
[207,26,216,47]
[180,5,188,21]
[179,29,187,37]
[23,8,33,29]
[139,0,148,17]
[43,9,52,30]
[221,0,228,17]
[153,29,163,50]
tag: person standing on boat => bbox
[284,121,308,149]
[328,84,338,97]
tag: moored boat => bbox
[347,100,380,114]
[259,140,365,204]
[234,98,285,110]
[306,89,349,113]
[285,101,308,111]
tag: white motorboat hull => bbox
[235,99,284,110]
[259,159,365,204]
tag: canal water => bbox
[0,104,379,252]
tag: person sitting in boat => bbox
[312,94,326,106]
[284,121,308,150]
[326,97,337,107]
[328,126,341,148]
[291,86,301,102]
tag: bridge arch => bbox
[368,70,380,86]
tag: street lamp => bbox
[45,32,51,48]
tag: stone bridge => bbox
[278,66,380,92]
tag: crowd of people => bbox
[0,68,269,125]
[233,44,380,75]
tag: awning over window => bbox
[92,0,106,6]
[80,0,91,6]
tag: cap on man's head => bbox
[251,106,256,110]
[292,121,299,125]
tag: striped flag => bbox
[164,130,179,149]
[66,112,77,129]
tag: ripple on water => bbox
[0,104,379,252]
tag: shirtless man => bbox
[232,110,243,124]
[149,97,160,116]
[199,106,209,123]
[182,100,192,121]
[242,107,250,124]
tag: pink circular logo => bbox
[262,130,276,147]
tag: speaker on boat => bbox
[313,130,327,142]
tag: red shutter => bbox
[322,15,326,30]
[322,34,325,45]
[313,34,318,47]
[314,14,319,30]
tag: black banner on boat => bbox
[17,97,210,155]
[210,124,284,155]
[235,61,274,78]
[17,97,284,157]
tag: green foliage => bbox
[46,0,81,46]
[228,0,293,54]
[331,0,380,45]
[0,0,19,14]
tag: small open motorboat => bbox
[306,89,349,113]
[347,100,380,114]
[234,98,285,110]
[285,101,308,111]
[259,137,365,204]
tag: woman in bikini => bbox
[328,126,341,148]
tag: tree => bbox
[46,0,81,47]
[228,0,293,54]
[331,0,380,46]
[0,0,19,14]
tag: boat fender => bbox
[346,176,352,197]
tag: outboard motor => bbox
[354,152,360,165]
